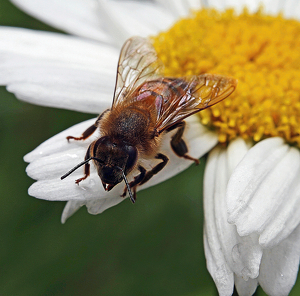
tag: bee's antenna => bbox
[61,157,104,180]
[115,166,135,204]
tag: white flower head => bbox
[1,0,300,295]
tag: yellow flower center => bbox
[152,8,300,147]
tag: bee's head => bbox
[93,136,138,188]
[61,136,138,204]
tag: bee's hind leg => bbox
[167,121,200,165]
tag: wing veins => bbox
[155,74,237,134]
[111,36,163,109]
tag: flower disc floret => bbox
[152,8,300,147]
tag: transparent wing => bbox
[155,74,237,134]
[112,36,163,108]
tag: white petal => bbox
[11,0,110,42]
[232,143,299,236]
[97,0,175,47]
[203,146,234,296]
[118,1,175,33]
[8,81,111,114]
[25,115,216,209]
[256,0,285,15]
[185,0,204,10]
[230,234,262,280]
[283,0,300,20]
[204,228,234,296]
[226,137,251,175]
[26,148,85,181]
[24,118,98,163]
[206,0,230,11]
[61,196,124,223]
[259,159,300,248]
[0,28,117,67]
[96,0,132,47]
[226,137,295,235]
[86,195,123,214]
[28,164,128,202]
[205,142,261,284]
[153,0,202,18]
[259,224,300,296]
[226,140,263,281]
[234,274,258,296]
[0,27,118,112]
[25,119,107,200]
[28,170,105,201]
[61,200,85,223]
[210,147,238,273]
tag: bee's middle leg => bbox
[167,121,200,165]
[121,166,146,200]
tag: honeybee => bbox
[61,36,237,203]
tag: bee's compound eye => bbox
[126,146,137,171]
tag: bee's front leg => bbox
[67,124,97,141]
[167,121,200,165]
[67,109,109,141]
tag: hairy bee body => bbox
[99,78,189,157]
[62,37,237,203]
[99,99,158,157]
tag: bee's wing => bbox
[155,74,237,134]
[112,36,163,108]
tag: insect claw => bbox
[182,154,200,165]
[66,136,73,142]
[75,176,87,184]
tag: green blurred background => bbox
[0,1,299,295]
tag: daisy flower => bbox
[1,1,300,296]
